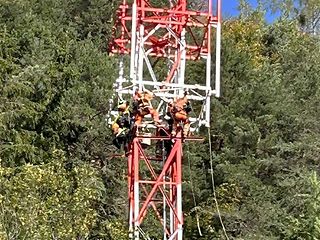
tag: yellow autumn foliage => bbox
[0,154,105,240]
[224,19,266,69]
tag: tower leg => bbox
[127,131,186,240]
[128,152,134,239]
[176,141,183,240]
[133,139,140,240]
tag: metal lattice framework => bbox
[127,128,204,240]
[110,0,221,129]
[109,1,221,239]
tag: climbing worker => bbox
[155,127,173,158]
[132,89,161,126]
[111,100,133,154]
[168,91,192,137]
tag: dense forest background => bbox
[0,0,320,239]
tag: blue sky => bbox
[222,0,280,22]
[222,0,246,16]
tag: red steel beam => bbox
[137,141,181,223]
[137,140,182,225]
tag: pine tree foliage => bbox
[0,0,320,239]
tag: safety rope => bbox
[193,91,209,133]
[137,226,151,240]
[186,144,203,236]
[208,127,229,240]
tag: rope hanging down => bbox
[186,144,203,236]
[208,127,230,240]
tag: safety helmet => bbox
[118,100,125,105]
[117,100,128,111]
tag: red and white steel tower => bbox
[109,0,222,239]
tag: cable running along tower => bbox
[109,0,222,239]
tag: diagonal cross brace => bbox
[137,142,179,221]
[136,139,182,225]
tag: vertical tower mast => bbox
[110,1,222,239]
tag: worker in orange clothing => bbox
[132,89,161,126]
[111,100,133,153]
[168,91,192,136]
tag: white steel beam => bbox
[130,1,138,84]
[215,22,221,98]
[178,28,186,97]
[138,24,145,91]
